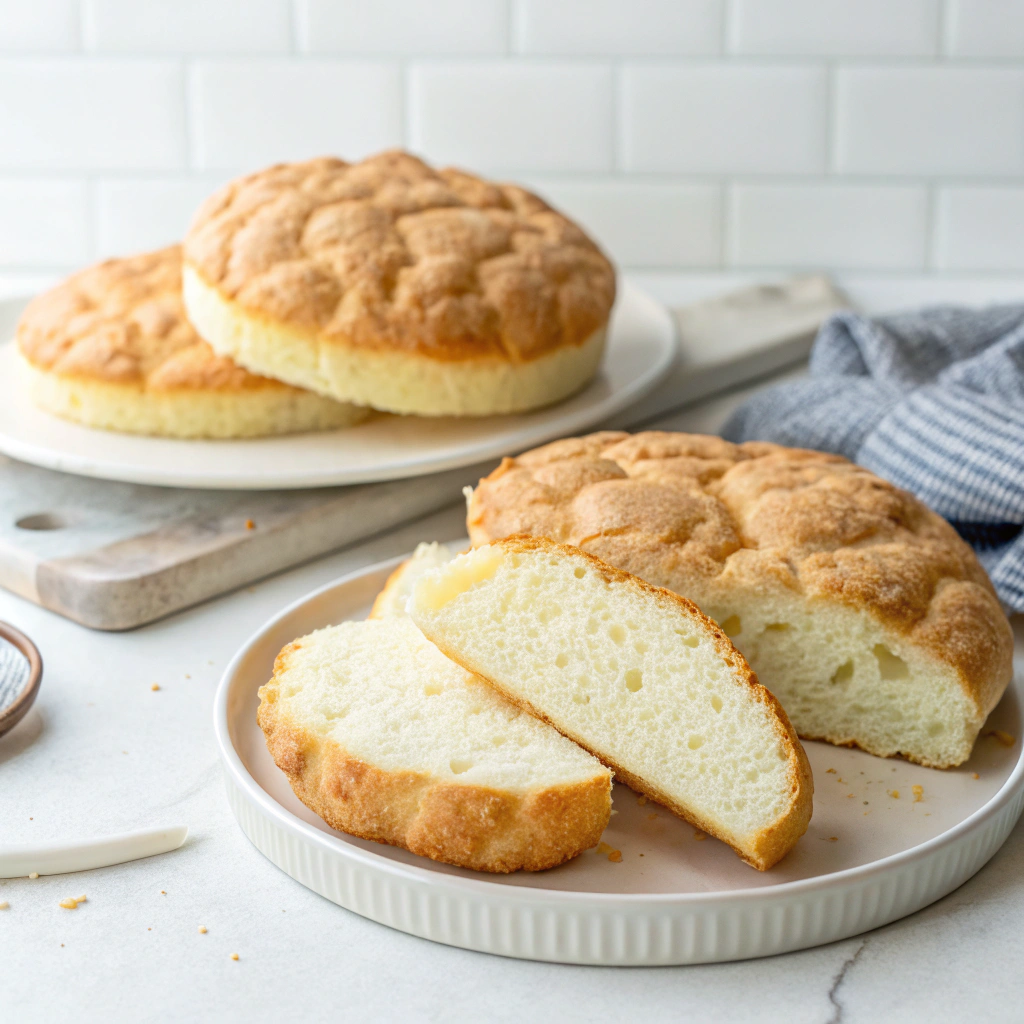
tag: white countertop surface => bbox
[3,277,1024,1022]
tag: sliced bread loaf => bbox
[408,536,813,870]
[466,431,1014,768]
[258,616,612,873]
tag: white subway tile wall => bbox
[0,0,1021,282]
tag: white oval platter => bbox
[215,553,1024,965]
[0,282,674,490]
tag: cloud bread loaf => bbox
[409,537,813,870]
[258,617,611,872]
[466,431,1015,769]
[16,246,368,439]
[182,150,616,416]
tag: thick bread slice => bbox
[465,431,1014,768]
[370,542,456,620]
[408,537,813,871]
[258,617,611,873]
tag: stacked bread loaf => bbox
[16,151,616,437]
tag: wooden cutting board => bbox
[0,276,846,630]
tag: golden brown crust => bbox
[424,535,813,871]
[258,639,611,873]
[368,558,411,620]
[183,150,616,364]
[16,245,297,393]
[467,432,1014,731]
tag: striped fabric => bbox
[723,305,1024,612]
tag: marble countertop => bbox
[3,284,1024,1022]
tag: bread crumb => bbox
[888,789,900,799]
[160,890,166,895]
[59,895,86,910]
[185,674,191,679]
[826,768,836,774]
[28,873,38,879]
[647,812,657,821]
[198,926,207,934]
[846,792,855,798]
[821,836,838,842]
[245,519,255,530]
[231,953,240,961]
[608,850,622,863]
[972,772,980,779]
[912,784,924,803]
[595,841,622,862]
[693,831,706,841]
[151,683,160,691]
[637,794,647,806]
[0,901,9,909]
[595,842,612,855]
[987,729,1015,747]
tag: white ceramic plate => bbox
[0,282,675,490]
[215,553,1024,965]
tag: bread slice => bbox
[408,536,813,871]
[370,542,456,620]
[258,617,611,873]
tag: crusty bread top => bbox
[467,431,1014,720]
[17,245,294,392]
[182,150,616,363]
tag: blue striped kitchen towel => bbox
[722,305,1024,612]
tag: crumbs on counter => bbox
[972,772,980,779]
[0,901,9,909]
[820,836,838,842]
[160,890,167,895]
[198,925,207,934]
[825,768,836,774]
[59,895,86,910]
[245,519,255,530]
[231,953,240,961]
[912,784,924,803]
[986,730,1016,747]
[888,789,900,799]
[28,873,38,879]
[151,684,160,691]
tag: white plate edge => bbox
[0,282,678,490]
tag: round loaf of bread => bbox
[466,431,1015,769]
[16,246,369,439]
[181,150,616,416]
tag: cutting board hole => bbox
[16,512,69,531]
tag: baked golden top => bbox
[468,431,1014,715]
[182,150,616,363]
[17,246,290,392]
